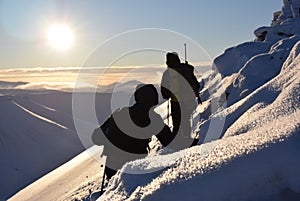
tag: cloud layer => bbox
[0,64,211,92]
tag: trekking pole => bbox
[167,99,170,127]
[89,163,106,200]
[100,166,106,193]
[99,156,107,193]
[184,43,188,64]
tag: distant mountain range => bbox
[0,81,27,89]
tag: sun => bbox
[47,24,74,50]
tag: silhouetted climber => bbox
[92,84,173,179]
[161,52,200,149]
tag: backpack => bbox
[177,63,200,97]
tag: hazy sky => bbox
[0,0,283,69]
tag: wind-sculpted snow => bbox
[224,41,300,138]
[255,19,300,43]
[215,15,300,78]
[225,77,299,138]
[213,42,272,77]
[225,35,300,106]
[99,110,300,200]
[209,35,300,115]
[199,41,300,143]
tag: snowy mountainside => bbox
[0,78,146,200]
[0,92,84,200]
[98,40,300,201]
[7,2,300,200]
[97,4,300,200]
[0,90,123,200]
[9,146,105,201]
[7,101,170,201]
[223,43,300,138]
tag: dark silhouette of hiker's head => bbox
[166,52,180,67]
[134,84,158,107]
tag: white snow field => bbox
[5,1,300,201]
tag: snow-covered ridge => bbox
[272,0,300,25]
[11,99,68,129]
[214,0,300,78]
[98,40,300,201]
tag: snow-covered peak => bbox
[273,0,300,25]
[214,0,300,77]
[255,0,300,43]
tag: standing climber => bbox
[161,52,200,149]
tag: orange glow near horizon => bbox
[0,66,165,90]
[0,64,210,91]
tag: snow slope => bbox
[0,77,146,200]
[0,91,117,200]
[97,39,300,201]
[8,146,105,201]
[0,93,83,200]
[7,100,170,201]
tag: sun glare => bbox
[47,24,74,50]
